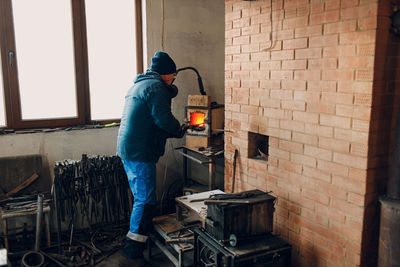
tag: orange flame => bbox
[190,112,205,127]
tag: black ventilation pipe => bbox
[176,67,206,95]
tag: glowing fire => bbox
[190,112,205,127]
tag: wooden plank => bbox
[1,173,39,200]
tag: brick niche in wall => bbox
[224,0,400,266]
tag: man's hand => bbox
[176,123,189,138]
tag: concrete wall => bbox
[145,0,225,193]
[0,0,225,199]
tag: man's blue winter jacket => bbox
[117,70,181,163]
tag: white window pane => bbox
[0,51,5,127]
[86,0,137,120]
[13,0,77,120]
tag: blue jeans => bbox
[122,160,156,258]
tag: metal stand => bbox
[175,146,223,190]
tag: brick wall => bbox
[224,0,398,266]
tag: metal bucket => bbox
[21,251,44,267]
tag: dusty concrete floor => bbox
[97,247,176,267]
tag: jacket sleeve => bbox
[146,83,181,136]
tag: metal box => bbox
[194,227,291,267]
[205,190,275,241]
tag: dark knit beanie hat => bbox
[150,51,177,75]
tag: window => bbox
[0,0,143,129]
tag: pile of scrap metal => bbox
[49,154,132,266]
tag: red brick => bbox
[308,81,337,92]
[293,111,319,123]
[325,0,340,10]
[282,80,306,90]
[321,92,354,105]
[241,79,259,88]
[307,102,336,114]
[226,28,241,39]
[302,187,330,205]
[225,79,240,88]
[241,62,259,71]
[233,35,250,45]
[331,198,364,218]
[334,128,369,143]
[260,60,281,70]
[295,70,321,81]
[291,153,317,168]
[279,139,304,154]
[260,80,280,89]
[243,25,261,36]
[280,120,305,132]
[226,10,241,22]
[283,38,308,50]
[294,91,320,102]
[250,13,269,25]
[354,94,372,106]
[357,44,375,56]
[337,81,373,94]
[282,100,306,111]
[309,35,338,48]
[271,50,295,60]
[350,143,368,156]
[308,58,337,69]
[297,5,310,16]
[313,224,345,245]
[283,16,309,29]
[315,202,345,223]
[271,70,293,80]
[324,20,357,34]
[295,25,323,38]
[289,193,315,210]
[333,152,368,169]
[320,114,351,128]
[358,17,378,30]
[225,45,241,55]
[233,17,250,28]
[282,60,307,70]
[303,166,331,183]
[279,159,303,174]
[323,45,356,58]
[293,132,318,146]
[341,0,358,9]
[319,137,350,153]
[269,147,290,160]
[322,70,354,81]
[311,2,324,14]
[260,98,281,108]
[347,192,365,206]
[285,7,297,18]
[305,123,333,137]
[264,107,286,119]
[339,56,374,69]
[317,159,349,177]
[341,4,378,20]
[356,70,374,81]
[310,10,340,25]
[296,48,322,59]
[340,31,376,45]
[232,53,250,62]
[274,29,295,40]
[305,145,332,161]
[232,70,250,79]
[251,51,270,61]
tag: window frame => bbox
[0,0,143,129]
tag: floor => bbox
[97,247,175,267]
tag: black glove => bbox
[176,123,189,138]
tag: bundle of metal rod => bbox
[52,154,132,253]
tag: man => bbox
[116,51,186,266]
